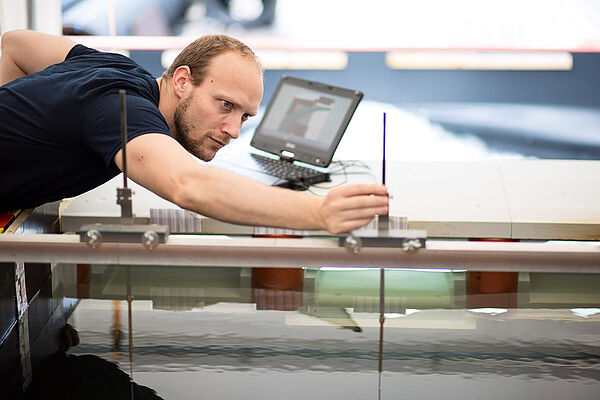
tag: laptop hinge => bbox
[279,150,295,163]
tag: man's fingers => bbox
[332,183,388,198]
[326,206,388,234]
[333,193,389,212]
[320,183,391,234]
[337,205,388,220]
[334,217,377,234]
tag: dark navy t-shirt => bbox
[0,44,172,210]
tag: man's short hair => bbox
[162,34,262,85]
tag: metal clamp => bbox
[341,229,427,254]
[80,223,169,249]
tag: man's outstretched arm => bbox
[0,30,76,86]
[115,134,389,235]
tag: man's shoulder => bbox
[65,44,98,59]
[48,46,160,106]
[65,44,136,66]
[56,45,155,85]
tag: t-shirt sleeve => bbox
[80,91,173,167]
[65,44,99,60]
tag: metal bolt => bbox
[344,233,362,254]
[402,239,422,254]
[142,231,159,250]
[85,229,102,249]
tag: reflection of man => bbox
[25,324,163,399]
[0,30,387,234]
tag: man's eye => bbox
[222,100,232,108]
[241,113,250,122]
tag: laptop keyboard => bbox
[250,153,330,184]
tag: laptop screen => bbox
[251,76,363,167]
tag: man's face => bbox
[172,51,263,161]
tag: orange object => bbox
[466,238,520,308]
[466,271,519,308]
[252,268,304,311]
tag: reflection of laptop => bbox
[213,76,363,189]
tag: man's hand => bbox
[319,184,389,235]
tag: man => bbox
[0,30,388,234]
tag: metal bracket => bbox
[340,231,426,254]
[339,215,426,254]
[116,187,133,221]
[79,223,169,249]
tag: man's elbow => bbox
[0,30,29,85]
[2,30,17,47]
[1,30,27,53]
[170,188,194,212]
[167,170,221,216]
[168,177,204,214]
[142,164,220,215]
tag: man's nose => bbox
[222,115,242,139]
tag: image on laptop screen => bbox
[251,76,363,167]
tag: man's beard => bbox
[172,93,217,161]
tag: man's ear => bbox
[171,65,192,98]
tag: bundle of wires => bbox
[308,160,378,196]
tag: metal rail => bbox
[1,234,599,272]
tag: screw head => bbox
[344,233,362,254]
[402,239,422,254]
[142,231,159,250]
[85,229,102,249]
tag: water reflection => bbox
[44,265,600,399]
[25,324,163,400]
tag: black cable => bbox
[308,160,377,195]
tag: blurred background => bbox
[3,0,600,159]
[2,3,600,399]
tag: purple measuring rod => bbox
[382,112,386,186]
